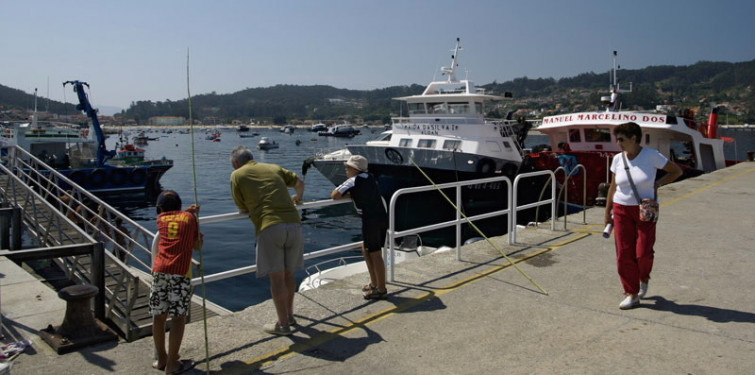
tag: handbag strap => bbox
[621,151,656,204]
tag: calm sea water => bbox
[109,127,379,311]
[109,126,754,311]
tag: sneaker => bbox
[619,295,640,310]
[263,322,293,336]
[638,281,649,298]
[288,316,298,326]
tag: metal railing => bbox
[4,146,158,271]
[386,175,513,280]
[195,171,565,286]
[1,145,160,338]
[193,198,360,285]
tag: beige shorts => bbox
[256,223,304,277]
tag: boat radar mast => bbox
[441,38,462,82]
[601,51,633,112]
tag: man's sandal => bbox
[362,284,376,292]
[363,288,387,300]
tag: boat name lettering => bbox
[467,182,502,190]
[543,113,666,124]
[396,123,459,133]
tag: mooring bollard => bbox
[56,284,100,339]
[40,284,117,354]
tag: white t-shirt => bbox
[610,147,668,206]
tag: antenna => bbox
[601,51,632,111]
[440,38,462,82]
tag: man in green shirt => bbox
[230,146,305,335]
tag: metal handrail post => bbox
[91,242,106,320]
[511,170,556,245]
[455,185,462,261]
[11,206,21,250]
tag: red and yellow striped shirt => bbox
[153,210,198,277]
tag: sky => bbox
[3,0,754,114]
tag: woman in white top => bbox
[604,122,682,310]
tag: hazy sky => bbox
[3,0,753,112]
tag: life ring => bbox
[110,168,128,186]
[476,158,496,174]
[130,168,147,185]
[385,148,403,164]
[89,169,107,187]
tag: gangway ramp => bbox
[1,146,228,341]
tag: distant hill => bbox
[2,59,754,124]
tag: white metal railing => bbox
[197,171,564,286]
[192,198,360,285]
[510,170,557,244]
[386,175,513,281]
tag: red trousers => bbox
[612,203,656,295]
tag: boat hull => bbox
[33,164,173,206]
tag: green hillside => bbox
[2,59,753,124]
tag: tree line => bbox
[2,59,754,124]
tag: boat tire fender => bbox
[89,169,107,187]
[130,168,147,185]
[385,148,403,164]
[68,170,87,185]
[110,168,128,186]
[476,158,496,174]
[501,162,519,178]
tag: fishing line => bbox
[187,48,211,374]
[409,158,548,294]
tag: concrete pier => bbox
[2,161,754,374]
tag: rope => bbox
[187,48,211,374]
[409,158,548,295]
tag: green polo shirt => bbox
[230,160,301,234]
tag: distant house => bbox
[149,116,185,126]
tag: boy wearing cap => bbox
[331,155,389,299]
[149,190,202,374]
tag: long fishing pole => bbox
[187,48,211,374]
[409,158,548,295]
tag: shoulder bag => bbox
[622,152,659,222]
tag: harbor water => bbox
[111,127,378,311]
[109,126,754,311]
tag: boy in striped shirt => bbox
[149,190,203,374]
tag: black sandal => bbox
[361,284,376,292]
[363,288,387,300]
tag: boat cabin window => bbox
[584,128,611,142]
[448,103,470,114]
[399,138,412,147]
[486,141,502,152]
[428,103,447,114]
[569,129,582,142]
[408,103,426,115]
[418,139,436,149]
[443,140,461,150]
